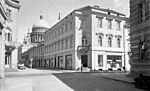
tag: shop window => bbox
[65,55,72,69]
[98,55,103,67]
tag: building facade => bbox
[0,0,20,86]
[42,6,130,70]
[19,13,49,67]
[4,0,20,69]
[130,0,150,77]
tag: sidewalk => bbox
[2,68,75,91]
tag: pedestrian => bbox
[81,64,83,72]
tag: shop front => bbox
[107,55,122,70]
[65,54,72,69]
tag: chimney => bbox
[94,5,99,8]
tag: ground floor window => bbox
[98,55,103,67]
[65,54,72,69]
[58,56,63,68]
[107,55,122,68]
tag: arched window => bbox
[117,38,121,48]
[82,36,88,45]
[98,36,102,46]
[108,37,112,47]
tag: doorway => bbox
[81,55,88,67]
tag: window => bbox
[61,26,64,34]
[138,0,149,23]
[116,20,121,30]
[98,55,103,67]
[58,40,60,51]
[61,39,64,50]
[65,38,68,49]
[82,36,88,45]
[70,21,72,30]
[65,23,68,32]
[6,9,12,20]
[70,36,73,48]
[107,19,112,29]
[98,36,102,46]
[108,37,112,47]
[117,38,121,48]
[58,28,60,35]
[97,17,103,28]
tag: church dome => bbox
[32,13,50,30]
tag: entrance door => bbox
[81,55,88,67]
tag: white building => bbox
[43,6,130,70]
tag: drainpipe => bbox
[123,23,126,74]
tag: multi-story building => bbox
[130,0,150,77]
[0,0,20,86]
[43,6,129,70]
[19,13,50,67]
[4,0,20,69]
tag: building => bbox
[19,12,50,67]
[130,0,150,77]
[42,6,130,70]
[4,0,20,69]
[0,0,20,87]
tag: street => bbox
[2,68,145,91]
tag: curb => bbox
[102,76,133,84]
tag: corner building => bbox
[130,0,150,77]
[44,6,129,70]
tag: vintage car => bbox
[17,63,25,70]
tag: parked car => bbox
[17,63,25,70]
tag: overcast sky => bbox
[18,0,129,42]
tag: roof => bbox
[75,5,125,16]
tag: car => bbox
[17,64,25,70]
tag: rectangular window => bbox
[61,26,64,34]
[58,28,60,35]
[138,0,150,23]
[58,40,60,51]
[65,23,68,32]
[70,36,73,48]
[65,38,68,49]
[107,19,112,29]
[116,21,121,30]
[70,21,72,30]
[61,39,64,50]
[98,55,103,67]
[97,17,103,28]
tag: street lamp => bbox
[30,58,33,69]
[128,51,132,82]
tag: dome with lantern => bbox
[32,12,50,33]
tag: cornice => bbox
[5,0,21,10]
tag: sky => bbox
[18,0,129,43]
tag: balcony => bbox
[77,44,90,54]
[5,41,16,52]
